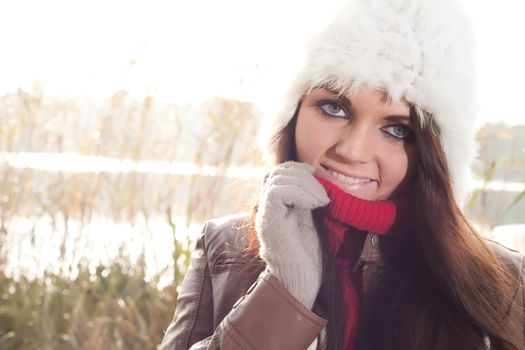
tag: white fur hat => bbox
[261,0,478,207]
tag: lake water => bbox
[1,213,202,289]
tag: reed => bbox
[0,88,259,349]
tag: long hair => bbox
[246,103,521,349]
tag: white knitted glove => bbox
[255,161,330,308]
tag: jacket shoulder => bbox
[200,213,253,269]
[203,213,250,240]
[485,240,525,345]
[486,239,524,273]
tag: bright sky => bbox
[1,0,524,126]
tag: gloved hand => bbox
[255,161,330,308]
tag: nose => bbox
[333,124,374,163]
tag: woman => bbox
[160,0,525,349]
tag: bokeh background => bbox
[1,0,524,349]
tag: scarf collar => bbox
[316,177,412,236]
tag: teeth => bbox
[329,170,372,185]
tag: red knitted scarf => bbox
[316,177,411,349]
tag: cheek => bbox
[380,146,417,191]
[295,126,318,164]
[295,113,334,165]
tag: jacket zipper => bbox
[352,257,367,296]
[361,263,368,295]
[352,232,372,295]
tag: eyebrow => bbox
[385,115,410,122]
[323,86,351,107]
[384,115,411,124]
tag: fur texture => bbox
[260,0,478,206]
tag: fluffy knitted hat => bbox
[260,0,478,207]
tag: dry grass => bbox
[0,88,259,349]
[0,259,174,349]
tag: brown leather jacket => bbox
[159,213,525,350]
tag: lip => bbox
[317,164,379,200]
[320,164,377,182]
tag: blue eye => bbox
[383,125,413,140]
[318,101,346,118]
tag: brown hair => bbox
[246,102,521,349]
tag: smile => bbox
[326,168,374,185]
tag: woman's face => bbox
[295,86,417,201]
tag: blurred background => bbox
[0,0,524,349]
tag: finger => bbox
[265,183,329,210]
[262,162,314,186]
[268,162,316,180]
[265,174,329,204]
[278,161,315,173]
